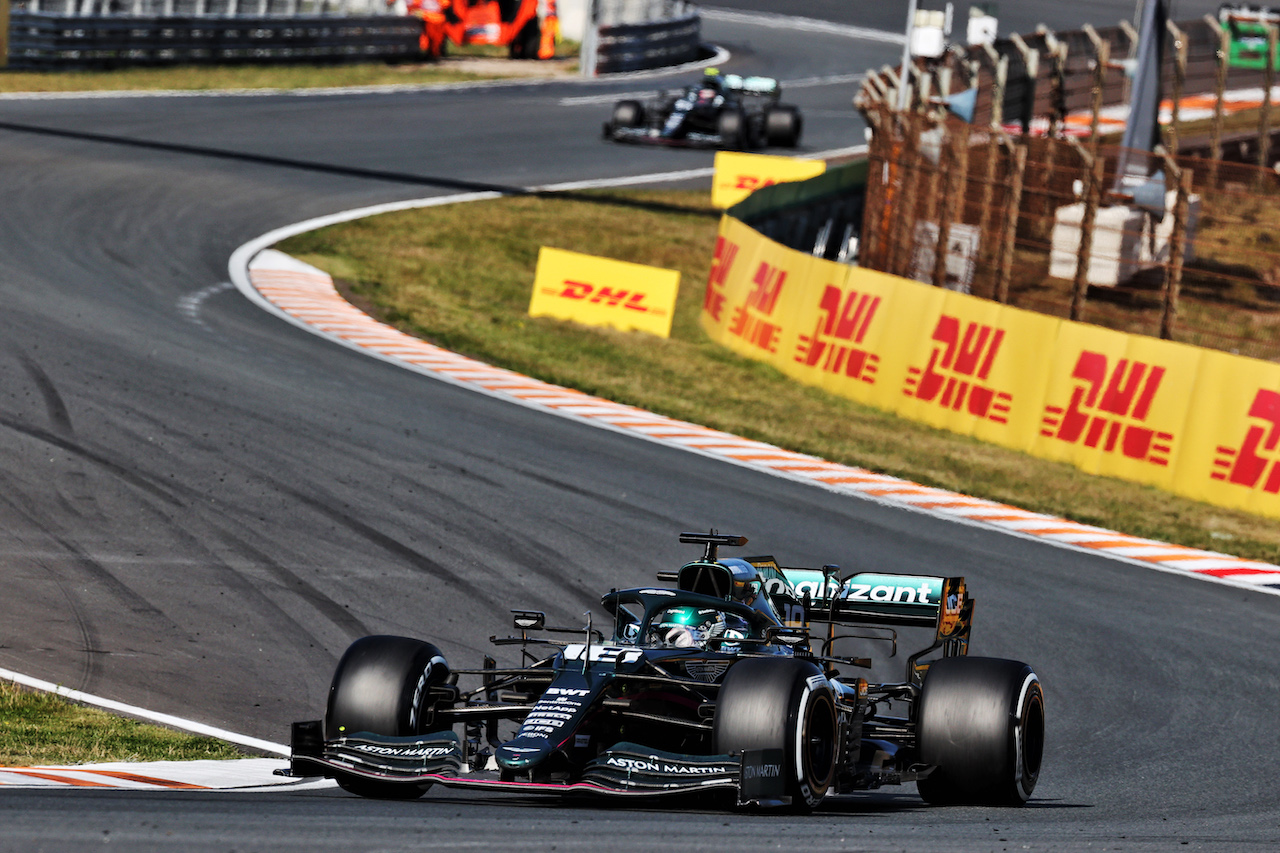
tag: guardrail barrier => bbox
[5,11,420,67]
[592,11,698,74]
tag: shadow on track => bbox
[0,120,719,218]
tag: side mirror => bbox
[511,610,546,631]
[764,626,810,647]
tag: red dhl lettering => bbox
[733,176,778,192]
[703,288,727,323]
[794,284,881,384]
[1212,388,1280,492]
[903,316,1011,423]
[703,237,739,323]
[557,280,593,300]
[728,306,781,353]
[1040,351,1172,465]
[707,237,740,289]
[745,262,787,315]
[551,281,657,314]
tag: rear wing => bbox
[722,73,780,96]
[747,557,973,646]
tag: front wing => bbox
[603,125,727,149]
[287,724,788,806]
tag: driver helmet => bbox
[654,606,725,649]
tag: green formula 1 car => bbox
[287,532,1044,810]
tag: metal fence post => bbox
[1166,20,1187,156]
[1160,168,1193,340]
[581,0,600,78]
[934,121,971,289]
[1261,25,1277,170]
[1071,150,1105,322]
[861,107,888,270]
[891,114,925,278]
[995,140,1027,304]
[1204,15,1229,188]
[1083,24,1110,163]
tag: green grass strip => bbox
[0,680,244,766]
[277,188,1280,566]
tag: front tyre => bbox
[325,635,450,799]
[716,109,748,151]
[610,99,645,129]
[714,658,838,812]
[916,656,1045,806]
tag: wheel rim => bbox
[801,692,837,794]
[1019,684,1045,785]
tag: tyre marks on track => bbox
[243,249,1280,597]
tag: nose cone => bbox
[496,674,596,772]
[495,738,554,771]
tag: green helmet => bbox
[659,605,707,627]
[653,606,725,649]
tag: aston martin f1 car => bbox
[288,532,1044,810]
[602,71,802,150]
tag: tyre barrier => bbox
[593,12,700,74]
[6,12,422,69]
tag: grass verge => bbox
[0,680,244,766]
[277,188,1280,565]
[0,50,576,93]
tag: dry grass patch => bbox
[278,189,1280,564]
[0,49,576,93]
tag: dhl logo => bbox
[1041,351,1171,465]
[703,236,740,323]
[541,280,666,316]
[903,316,1012,423]
[794,284,881,384]
[727,262,788,353]
[732,175,780,192]
[1212,388,1280,492]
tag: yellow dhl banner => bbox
[530,247,680,338]
[711,151,827,209]
[701,214,1280,518]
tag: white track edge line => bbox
[227,178,1280,601]
[700,8,906,44]
[0,666,290,756]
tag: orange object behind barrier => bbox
[701,214,1280,519]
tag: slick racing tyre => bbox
[916,656,1045,806]
[716,109,748,151]
[713,658,838,812]
[326,635,450,799]
[764,105,802,147]
[611,99,645,129]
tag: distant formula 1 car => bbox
[288,532,1044,810]
[603,70,803,150]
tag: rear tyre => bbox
[714,658,838,812]
[716,109,748,151]
[765,105,803,147]
[325,635,450,799]
[916,656,1045,806]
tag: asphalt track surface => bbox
[0,3,1276,851]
